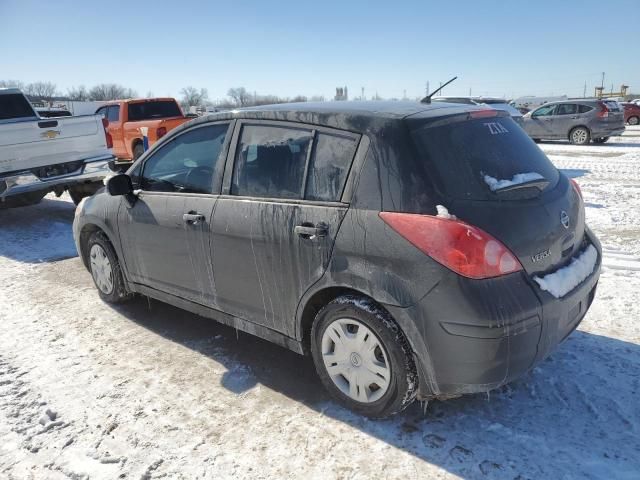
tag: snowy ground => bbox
[1,128,640,479]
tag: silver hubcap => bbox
[90,244,114,294]
[630,117,639,125]
[572,129,588,144]
[321,318,391,403]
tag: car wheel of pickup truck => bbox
[0,191,46,209]
[311,295,418,418]
[133,143,144,160]
[87,231,132,303]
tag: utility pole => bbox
[361,86,364,101]
[403,89,406,100]
[583,81,587,98]
[469,87,472,96]
[601,72,605,89]
[426,81,430,96]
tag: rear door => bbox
[210,121,359,337]
[554,103,579,137]
[118,122,232,304]
[410,113,585,277]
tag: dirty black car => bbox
[73,102,601,418]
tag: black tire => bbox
[569,126,590,145]
[86,231,133,304]
[593,137,610,144]
[0,191,46,209]
[311,295,418,418]
[628,116,639,126]
[133,143,144,160]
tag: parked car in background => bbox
[621,102,640,125]
[431,96,523,125]
[0,88,113,207]
[95,98,190,162]
[522,99,625,144]
[74,101,601,417]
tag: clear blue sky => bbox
[1,0,638,101]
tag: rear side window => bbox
[556,104,577,115]
[107,105,120,122]
[577,104,593,113]
[0,94,36,120]
[128,101,182,121]
[411,116,559,200]
[231,125,313,199]
[305,133,357,201]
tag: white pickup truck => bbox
[0,88,114,208]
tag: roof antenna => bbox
[421,76,458,104]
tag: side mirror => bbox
[107,174,133,196]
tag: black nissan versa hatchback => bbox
[73,101,601,417]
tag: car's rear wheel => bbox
[628,116,639,126]
[570,126,590,145]
[311,295,417,418]
[593,137,610,144]
[87,231,132,303]
[133,143,144,160]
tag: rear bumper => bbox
[592,126,625,137]
[0,154,113,199]
[385,231,602,399]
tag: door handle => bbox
[295,222,328,239]
[183,212,205,225]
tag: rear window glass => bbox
[0,94,36,120]
[305,132,358,201]
[603,101,621,112]
[127,101,181,121]
[411,116,559,200]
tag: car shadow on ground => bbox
[113,296,640,479]
[0,197,78,263]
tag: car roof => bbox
[191,101,478,135]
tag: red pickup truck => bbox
[96,98,190,161]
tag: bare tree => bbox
[0,79,25,90]
[227,87,252,107]
[310,95,325,102]
[180,86,209,110]
[67,85,89,101]
[290,95,308,103]
[89,83,137,101]
[24,81,58,101]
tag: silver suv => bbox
[522,99,625,144]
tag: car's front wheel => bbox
[628,116,639,126]
[311,295,418,418]
[87,231,132,303]
[570,126,590,145]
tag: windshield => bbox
[411,115,559,200]
[127,101,182,121]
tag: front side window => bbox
[95,107,107,118]
[141,124,229,194]
[231,125,313,199]
[532,104,557,117]
[107,105,120,122]
[305,133,358,201]
[556,104,577,115]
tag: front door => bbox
[525,104,558,139]
[118,122,231,304]
[211,122,359,337]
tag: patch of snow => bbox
[534,245,598,298]
[483,172,544,191]
[436,205,456,219]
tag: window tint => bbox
[556,104,577,115]
[532,104,557,116]
[411,116,559,201]
[305,133,357,201]
[141,124,229,194]
[231,125,313,199]
[577,104,593,114]
[107,105,120,122]
[128,101,182,121]
[0,94,36,120]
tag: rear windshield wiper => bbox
[493,178,550,194]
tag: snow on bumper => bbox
[534,245,598,298]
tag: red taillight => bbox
[469,109,498,119]
[379,212,523,279]
[101,118,113,149]
[570,178,583,200]
[156,126,167,138]
[597,101,609,118]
